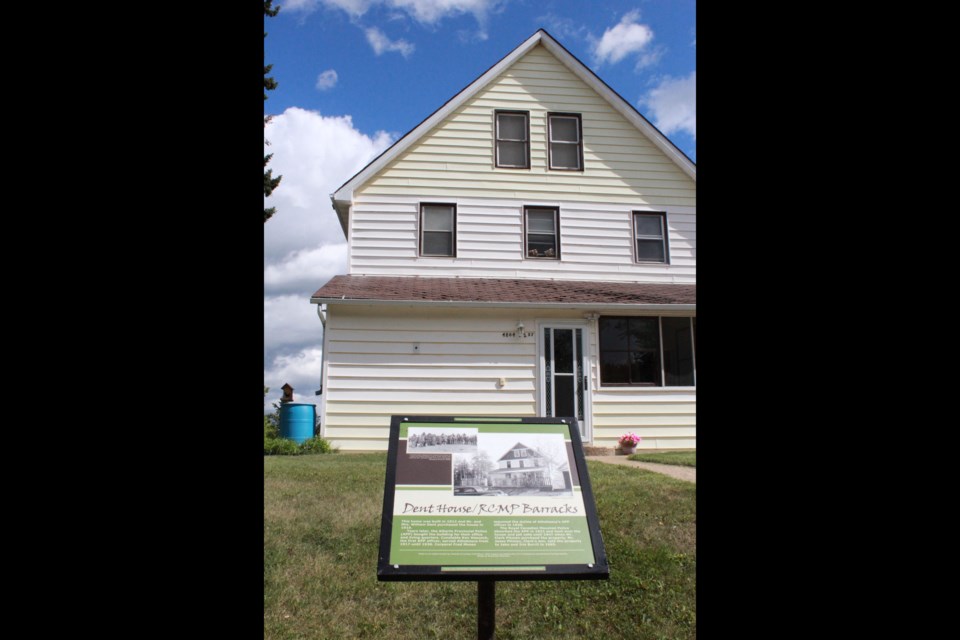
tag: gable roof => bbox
[498,442,538,462]
[310,275,696,309]
[331,29,696,231]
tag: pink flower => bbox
[618,432,642,447]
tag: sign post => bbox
[378,416,609,636]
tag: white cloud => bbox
[283,0,500,39]
[640,71,696,140]
[592,10,654,65]
[282,0,372,17]
[635,45,665,71]
[264,347,325,413]
[316,69,339,90]
[265,295,329,353]
[389,0,497,25]
[264,243,349,295]
[365,26,415,57]
[264,107,393,263]
[264,107,394,398]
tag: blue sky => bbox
[263,0,696,410]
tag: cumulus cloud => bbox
[316,69,338,90]
[264,243,349,295]
[283,0,500,39]
[264,108,395,401]
[264,347,325,412]
[282,0,372,17]
[592,10,654,65]
[365,26,415,57]
[389,0,497,25]
[640,71,696,140]
[264,107,393,263]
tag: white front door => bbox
[539,324,591,442]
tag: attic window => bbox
[495,111,529,169]
[548,113,583,171]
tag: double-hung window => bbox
[419,203,456,257]
[524,206,560,259]
[547,113,583,171]
[633,211,669,263]
[599,316,696,386]
[495,110,529,169]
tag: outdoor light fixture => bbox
[516,321,525,333]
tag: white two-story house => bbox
[311,30,695,452]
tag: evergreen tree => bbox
[264,0,282,223]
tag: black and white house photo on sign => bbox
[406,427,478,453]
[453,433,573,497]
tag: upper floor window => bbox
[633,212,669,263]
[548,113,583,171]
[598,316,696,387]
[524,206,560,259]
[495,110,529,169]
[420,203,456,257]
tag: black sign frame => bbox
[377,415,609,582]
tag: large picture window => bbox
[633,212,669,263]
[548,113,583,171]
[495,110,529,169]
[524,206,560,259]
[420,203,456,257]
[599,316,696,386]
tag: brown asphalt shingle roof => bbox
[311,276,695,306]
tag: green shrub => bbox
[264,437,300,455]
[299,436,333,454]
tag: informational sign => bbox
[378,416,609,581]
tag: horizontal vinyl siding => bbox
[321,308,539,450]
[357,45,695,208]
[320,307,695,451]
[588,388,696,451]
[350,196,695,282]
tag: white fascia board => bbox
[537,37,696,182]
[308,297,695,312]
[332,199,350,238]
[331,31,547,204]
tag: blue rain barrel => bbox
[279,402,316,444]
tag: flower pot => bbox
[620,445,637,455]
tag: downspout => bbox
[315,303,327,396]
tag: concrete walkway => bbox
[585,455,696,483]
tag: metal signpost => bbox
[378,416,609,639]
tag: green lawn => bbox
[627,451,697,468]
[265,454,696,639]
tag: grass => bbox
[265,454,695,639]
[627,451,697,468]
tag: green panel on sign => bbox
[389,516,596,566]
[441,566,547,572]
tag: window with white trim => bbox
[633,212,669,263]
[495,110,529,169]
[548,113,583,170]
[599,316,696,386]
[419,203,456,257]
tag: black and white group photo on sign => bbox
[406,427,478,453]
